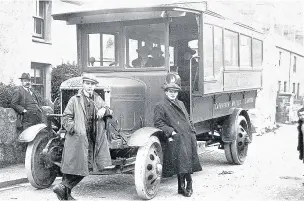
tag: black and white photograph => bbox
[0,0,304,200]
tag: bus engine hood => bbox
[60,76,146,132]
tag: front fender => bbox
[18,123,48,143]
[127,127,163,147]
[222,108,251,143]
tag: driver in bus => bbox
[132,46,154,68]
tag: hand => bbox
[172,131,177,136]
[23,109,27,113]
[108,109,113,116]
[97,108,106,119]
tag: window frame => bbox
[31,64,46,98]
[81,19,169,72]
[293,55,297,73]
[87,32,119,68]
[124,21,167,70]
[239,34,252,68]
[252,38,263,68]
[223,29,239,69]
[33,0,46,39]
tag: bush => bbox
[0,81,17,108]
[51,62,81,113]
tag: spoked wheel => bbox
[25,131,57,188]
[224,115,251,165]
[135,136,163,200]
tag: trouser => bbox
[61,174,85,190]
[22,110,42,130]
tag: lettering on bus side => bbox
[214,102,231,110]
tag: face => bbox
[183,52,192,61]
[21,79,31,88]
[165,88,179,101]
[83,80,96,95]
[299,111,304,120]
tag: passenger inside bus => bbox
[132,46,154,68]
[151,46,165,67]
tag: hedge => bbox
[51,62,81,113]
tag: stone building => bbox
[0,0,54,165]
[0,0,53,100]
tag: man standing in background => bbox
[11,72,44,130]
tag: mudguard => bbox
[222,108,251,143]
[127,127,163,147]
[18,123,48,143]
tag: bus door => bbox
[169,12,200,114]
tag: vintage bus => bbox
[20,2,263,199]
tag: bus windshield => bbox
[125,23,166,68]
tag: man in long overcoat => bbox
[53,74,112,200]
[153,81,202,197]
[11,73,44,130]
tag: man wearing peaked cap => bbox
[82,73,99,85]
[153,78,202,197]
[11,72,44,130]
[53,73,113,200]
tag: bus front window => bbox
[125,23,166,68]
[88,33,118,67]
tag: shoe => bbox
[53,184,67,200]
[177,174,186,195]
[66,187,76,200]
[184,180,193,197]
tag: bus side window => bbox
[252,39,263,67]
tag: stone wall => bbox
[0,106,53,167]
[0,107,24,166]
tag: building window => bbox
[297,83,300,97]
[278,81,281,92]
[293,83,296,93]
[284,81,287,92]
[31,63,46,97]
[293,56,297,73]
[278,51,282,66]
[33,0,46,38]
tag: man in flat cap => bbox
[11,73,44,130]
[53,73,113,200]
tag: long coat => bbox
[154,97,202,176]
[61,90,112,176]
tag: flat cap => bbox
[82,74,99,84]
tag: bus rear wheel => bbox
[224,115,251,165]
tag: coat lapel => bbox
[77,90,87,116]
[166,98,186,118]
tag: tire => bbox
[25,131,57,189]
[134,136,163,200]
[224,116,250,165]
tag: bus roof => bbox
[52,2,206,23]
[52,1,263,33]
